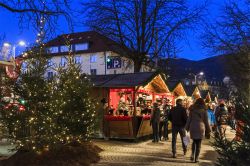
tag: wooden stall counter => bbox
[104,115,134,139]
[136,115,152,138]
[104,115,153,139]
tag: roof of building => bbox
[0,61,13,67]
[90,74,117,87]
[166,80,179,91]
[183,85,198,96]
[44,31,129,55]
[89,72,159,88]
[200,90,210,99]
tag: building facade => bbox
[26,31,151,77]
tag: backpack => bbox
[216,107,228,125]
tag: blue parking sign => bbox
[107,57,122,69]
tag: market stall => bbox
[167,81,190,107]
[183,85,201,102]
[200,90,212,103]
[91,72,172,139]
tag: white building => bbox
[35,31,151,78]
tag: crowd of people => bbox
[150,98,231,163]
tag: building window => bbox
[60,45,71,52]
[60,57,67,67]
[90,54,97,63]
[122,60,126,67]
[48,59,53,67]
[75,43,88,51]
[47,71,54,79]
[90,69,97,75]
[74,56,81,64]
[48,46,59,53]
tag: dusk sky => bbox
[0,0,225,60]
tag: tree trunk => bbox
[134,60,142,72]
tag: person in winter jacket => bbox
[215,103,228,138]
[159,99,171,141]
[186,98,211,163]
[169,99,188,158]
[207,105,216,131]
[150,102,161,142]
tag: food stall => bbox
[183,85,201,102]
[167,81,189,107]
[200,90,212,103]
[90,72,172,139]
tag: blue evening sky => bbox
[0,0,226,60]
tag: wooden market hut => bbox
[90,72,172,139]
[183,85,201,100]
[167,81,187,97]
[200,90,212,103]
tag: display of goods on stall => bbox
[142,115,151,120]
[104,115,132,121]
[90,72,172,139]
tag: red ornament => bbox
[3,103,25,112]
[19,105,25,112]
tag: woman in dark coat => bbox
[186,98,211,163]
[151,102,161,142]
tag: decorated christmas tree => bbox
[0,54,53,151]
[50,56,97,143]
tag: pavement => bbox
[92,127,235,166]
[0,127,235,166]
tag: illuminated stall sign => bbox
[107,57,122,69]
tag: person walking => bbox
[150,102,161,142]
[169,99,188,158]
[186,98,211,163]
[215,102,228,139]
[159,99,171,141]
[207,105,216,132]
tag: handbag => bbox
[183,134,190,146]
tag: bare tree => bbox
[83,0,204,72]
[0,0,73,39]
[203,0,250,104]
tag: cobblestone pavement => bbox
[92,128,235,166]
[92,137,216,166]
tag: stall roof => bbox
[166,81,179,91]
[200,90,211,100]
[166,80,187,96]
[90,72,160,88]
[90,74,117,86]
[0,61,13,67]
[183,85,199,96]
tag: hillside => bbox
[161,55,229,82]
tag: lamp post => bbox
[189,72,204,85]
[3,41,26,68]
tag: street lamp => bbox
[3,41,26,68]
[189,72,204,85]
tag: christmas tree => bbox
[213,98,250,166]
[50,56,96,143]
[0,54,54,151]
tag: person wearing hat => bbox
[150,102,161,142]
